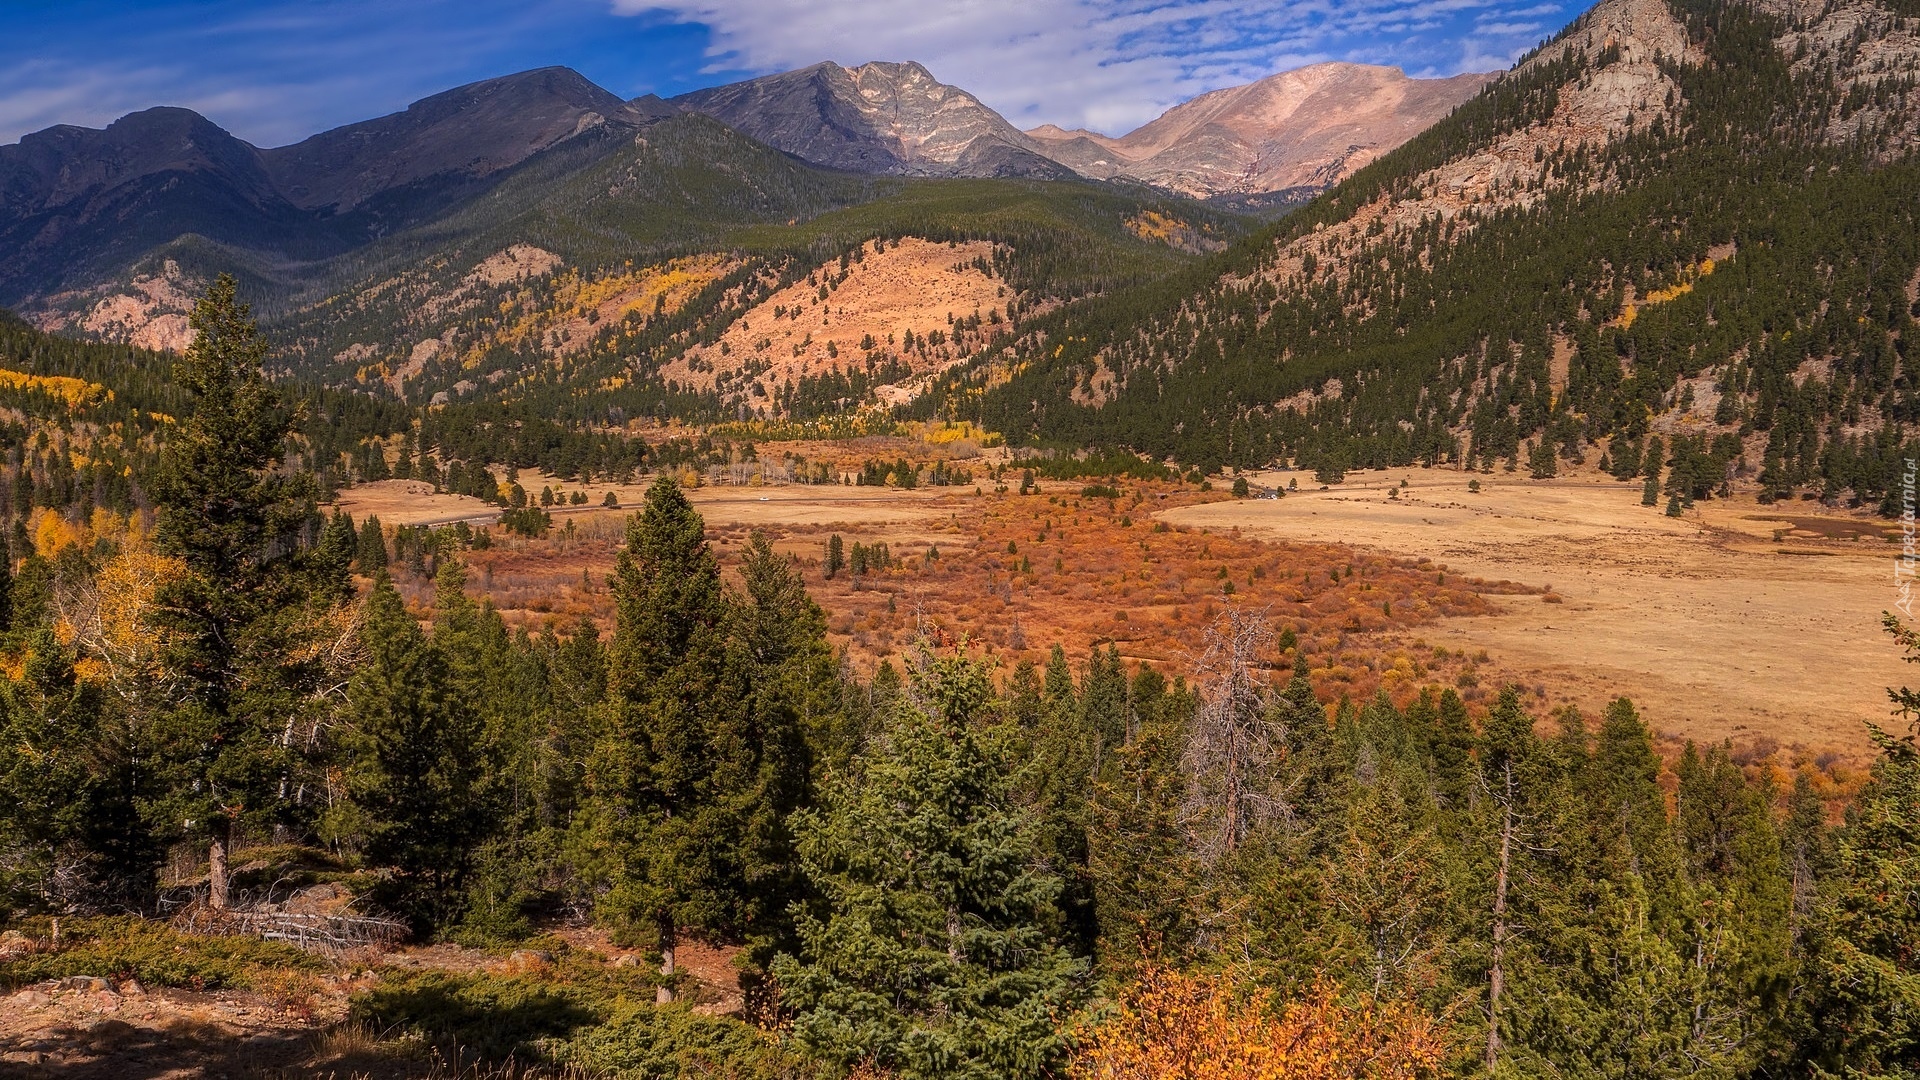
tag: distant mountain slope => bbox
[672,61,1073,179]
[929,0,1920,510]
[0,67,664,312]
[0,107,313,306]
[1024,63,1494,198]
[259,66,667,214]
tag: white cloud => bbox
[613,0,1565,134]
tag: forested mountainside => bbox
[0,310,408,524]
[928,0,1920,509]
[273,173,1238,426]
[6,90,1241,443]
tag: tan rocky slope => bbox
[1025,63,1495,198]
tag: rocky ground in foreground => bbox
[0,917,745,1080]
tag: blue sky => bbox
[0,0,1583,146]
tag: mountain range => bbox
[0,55,1486,335]
[1024,63,1495,200]
[5,0,1917,515]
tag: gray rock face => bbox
[672,61,1073,179]
[1025,63,1494,198]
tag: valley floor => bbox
[338,463,1897,758]
[1170,467,1903,752]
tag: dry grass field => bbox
[349,474,1541,714]
[1170,467,1907,753]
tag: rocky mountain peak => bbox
[1025,61,1494,199]
[672,61,1070,179]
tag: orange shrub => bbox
[1072,966,1446,1080]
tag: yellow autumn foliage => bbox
[31,507,82,557]
[1072,967,1447,1080]
[1617,256,1717,330]
[0,368,112,409]
[86,542,187,678]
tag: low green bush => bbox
[0,916,322,990]
[353,967,800,1079]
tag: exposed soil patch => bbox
[666,238,1011,405]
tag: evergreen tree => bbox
[312,508,356,602]
[0,630,151,917]
[731,531,835,937]
[347,576,485,931]
[1427,687,1476,810]
[825,533,845,579]
[0,531,13,632]
[357,514,388,575]
[772,648,1085,1080]
[1324,752,1453,999]
[586,477,770,1000]
[145,274,312,910]
[1799,616,1920,1076]
[1087,681,1193,972]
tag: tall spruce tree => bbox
[587,477,779,1001]
[347,576,485,931]
[730,531,834,944]
[357,514,387,575]
[772,648,1085,1080]
[146,274,310,911]
[1798,616,1920,1075]
[0,630,151,917]
[1086,687,1193,972]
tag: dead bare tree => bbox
[1180,606,1281,861]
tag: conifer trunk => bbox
[657,916,676,1004]
[209,819,232,911]
[1486,761,1514,1074]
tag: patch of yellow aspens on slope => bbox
[0,368,112,408]
[1617,256,1718,330]
[488,254,735,361]
[1126,210,1185,244]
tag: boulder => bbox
[57,975,112,993]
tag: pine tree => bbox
[586,477,770,1001]
[1087,691,1193,972]
[0,531,12,632]
[824,533,845,579]
[1527,439,1558,479]
[772,648,1085,1080]
[1799,616,1920,1075]
[347,576,485,931]
[1674,741,1793,1071]
[357,514,388,575]
[1324,753,1453,999]
[0,630,151,917]
[1427,687,1476,810]
[145,274,311,911]
[312,508,356,602]
[731,531,833,932]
